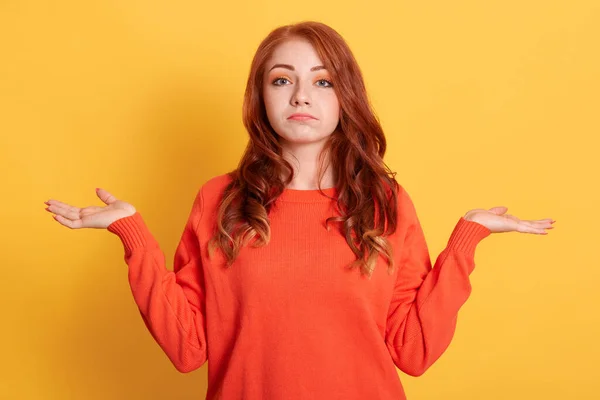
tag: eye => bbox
[272,77,290,86]
[316,79,333,88]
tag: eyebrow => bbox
[268,64,327,72]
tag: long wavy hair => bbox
[207,21,401,278]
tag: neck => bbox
[281,142,335,190]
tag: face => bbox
[262,38,340,147]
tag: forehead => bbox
[267,38,323,67]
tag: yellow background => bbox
[2,0,598,398]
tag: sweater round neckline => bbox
[277,186,338,203]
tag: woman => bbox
[44,21,554,400]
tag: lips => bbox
[288,113,317,120]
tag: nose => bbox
[291,81,311,106]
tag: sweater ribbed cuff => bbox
[106,212,158,255]
[446,217,492,256]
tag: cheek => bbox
[263,91,287,131]
[323,94,340,120]
[262,92,276,118]
[263,89,283,114]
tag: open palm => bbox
[464,206,554,234]
[44,188,136,229]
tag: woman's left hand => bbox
[464,206,555,235]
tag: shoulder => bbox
[383,178,412,211]
[200,171,234,198]
[187,172,235,231]
[385,179,420,230]
[192,171,236,212]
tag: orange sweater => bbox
[107,173,491,399]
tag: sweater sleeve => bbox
[385,187,491,377]
[106,187,208,373]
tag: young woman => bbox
[44,21,554,400]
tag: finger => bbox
[53,214,83,229]
[517,221,548,235]
[524,222,553,231]
[46,204,82,221]
[45,199,78,210]
[45,200,81,215]
[515,216,554,222]
[524,219,554,226]
[96,188,117,205]
[489,206,508,215]
[506,215,554,229]
[518,220,554,231]
[504,215,553,223]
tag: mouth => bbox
[288,113,317,121]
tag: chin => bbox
[282,135,331,146]
[274,125,335,143]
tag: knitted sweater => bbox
[107,173,491,399]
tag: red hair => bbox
[207,21,400,278]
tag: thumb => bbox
[96,188,117,205]
[488,206,508,215]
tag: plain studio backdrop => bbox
[1,1,598,399]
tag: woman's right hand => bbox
[44,188,137,229]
